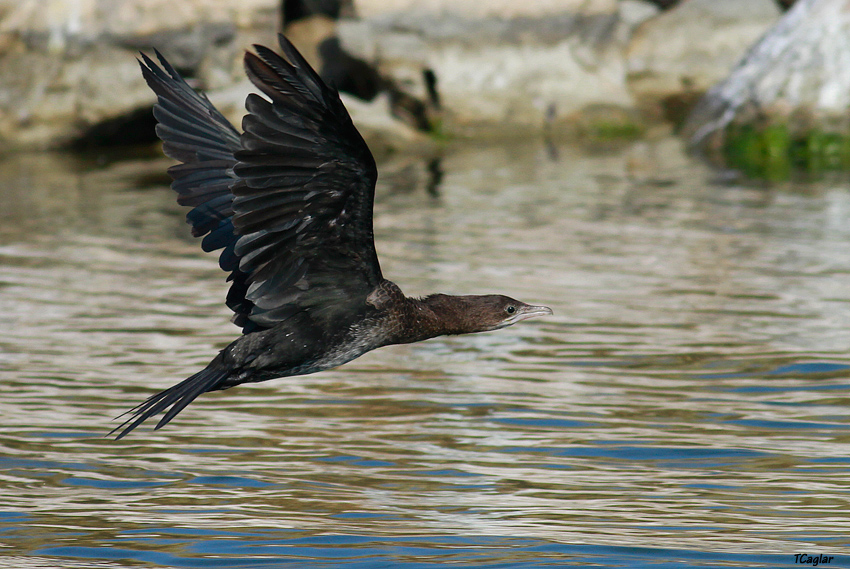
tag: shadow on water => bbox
[2,138,850,566]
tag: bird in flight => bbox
[113,35,552,439]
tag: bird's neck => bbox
[367,281,486,345]
[395,294,481,343]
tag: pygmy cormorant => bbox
[113,36,552,439]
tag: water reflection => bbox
[1,139,849,566]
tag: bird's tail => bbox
[111,353,231,440]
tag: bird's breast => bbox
[305,318,394,373]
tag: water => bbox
[1,139,849,567]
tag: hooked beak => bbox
[517,304,553,320]
[498,304,553,328]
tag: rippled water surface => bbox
[2,139,850,567]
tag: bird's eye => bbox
[505,305,516,315]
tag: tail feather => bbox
[111,358,230,440]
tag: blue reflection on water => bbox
[491,418,589,428]
[33,534,806,568]
[769,362,850,375]
[728,383,850,393]
[189,476,275,487]
[31,431,94,438]
[723,419,847,430]
[317,455,396,467]
[0,457,97,471]
[499,445,765,462]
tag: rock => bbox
[283,14,339,72]
[282,14,435,153]
[618,0,660,32]
[626,0,781,119]
[0,43,152,148]
[353,0,616,20]
[0,0,278,150]
[0,0,430,153]
[0,0,798,150]
[337,0,634,137]
[684,0,850,151]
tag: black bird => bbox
[113,36,552,439]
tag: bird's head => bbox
[469,295,553,332]
[422,294,552,335]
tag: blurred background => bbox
[3,1,850,567]
[1,0,840,166]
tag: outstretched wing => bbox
[233,35,381,328]
[140,50,257,326]
[141,35,382,332]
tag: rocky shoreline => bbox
[0,0,783,151]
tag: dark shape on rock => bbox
[645,0,682,9]
[317,36,434,132]
[282,0,352,24]
[112,36,551,439]
[388,86,433,132]
[318,36,382,101]
[72,107,159,149]
[423,68,441,110]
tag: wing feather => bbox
[141,35,381,333]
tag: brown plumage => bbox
[112,35,551,439]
